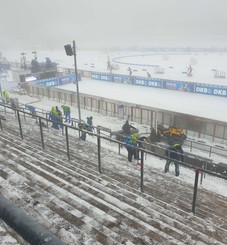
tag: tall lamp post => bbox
[64,41,81,122]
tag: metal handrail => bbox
[1,102,227,215]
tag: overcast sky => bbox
[0,0,227,50]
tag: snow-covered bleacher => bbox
[0,105,227,244]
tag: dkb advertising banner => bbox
[34,74,78,87]
[90,71,227,98]
[194,84,227,97]
[91,72,111,81]
[133,77,162,88]
[34,77,59,86]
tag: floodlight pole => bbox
[72,41,81,122]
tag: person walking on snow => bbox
[124,133,139,162]
[165,144,184,176]
[49,107,59,129]
[61,104,71,123]
[55,106,63,130]
[80,123,88,141]
[122,119,136,135]
[87,116,94,133]
[2,90,10,104]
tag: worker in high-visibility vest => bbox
[2,90,10,104]
[61,104,71,123]
[49,106,59,130]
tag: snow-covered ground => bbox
[58,79,227,123]
[2,49,227,85]
[2,50,227,122]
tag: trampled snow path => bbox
[0,109,227,244]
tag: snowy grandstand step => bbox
[1,145,181,244]
[2,128,227,226]
[0,126,227,244]
[0,182,104,244]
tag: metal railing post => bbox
[39,117,44,149]
[65,126,70,160]
[46,113,49,128]
[140,150,144,192]
[209,146,212,157]
[17,110,23,140]
[192,169,199,214]
[97,135,101,173]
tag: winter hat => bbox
[174,144,182,151]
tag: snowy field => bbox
[2,49,227,85]
[58,79,227,123]
[2,49,227,123]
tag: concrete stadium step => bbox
[1,122,227,230]
[0,156,131,244]
[0,128,227,243]
[0,114,227,244]
[17,127,227,226]
[0,178,104,245]
[30,142,227,243]
[0,136,187,244]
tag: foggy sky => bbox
[0,0,227,50]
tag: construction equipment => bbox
[157,123,187,145]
